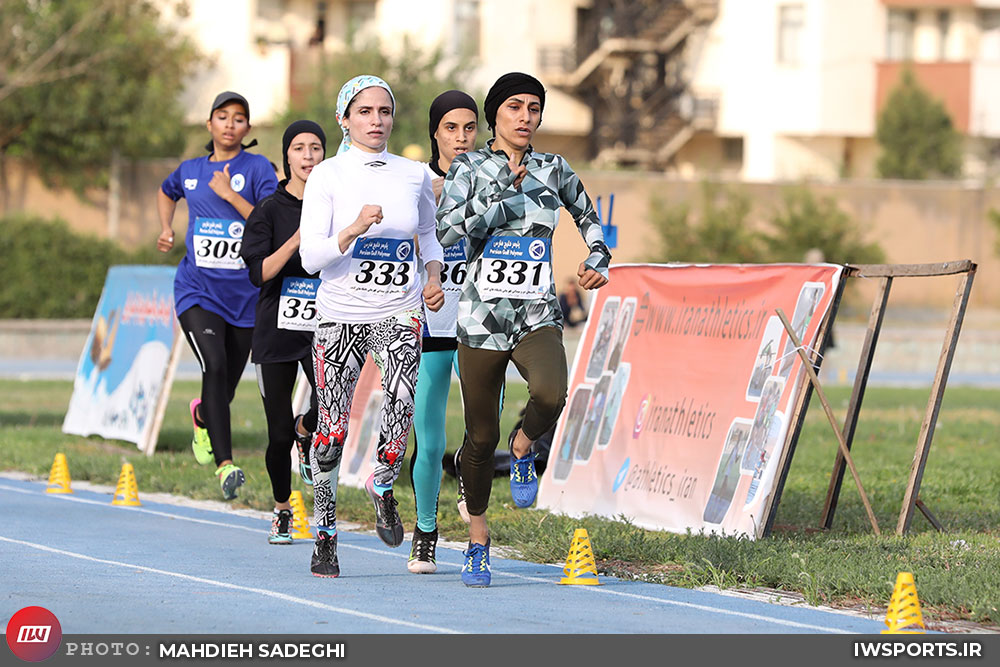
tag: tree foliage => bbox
[764,186,885,265]
[875,69,963,180]
[648,183,885,266]
[0,213,184,318]
[0,0,200,191]
[281,35,478,157]
[649,182,763,263]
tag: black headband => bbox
[483,72,545,133]
[282,119,327,179]
[428,90,479,168]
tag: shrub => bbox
[647,183,885,266]
[764,186,886,265]
[648,182,765,263]
[0,214,183,318]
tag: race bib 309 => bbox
[193,217,245,270]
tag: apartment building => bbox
[158,0,1000,180]
[157,0,592,156]
[679,0,1000,181]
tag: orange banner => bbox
[335,356,384,489]
[537,263,843,538]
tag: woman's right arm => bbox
[156,188,178,253]
[299,166,384,273]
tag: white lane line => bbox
[0,482,858,633]
[0,484,265,533]
[349,549,856,634]
[0,535,462,635]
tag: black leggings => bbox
[255,357,318,504]
[178,306,253,466]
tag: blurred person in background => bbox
[407,90,479,574]
[156,91,278,500]
[241,120,327,544]
[559,277,587,328]
[299,75,445,578]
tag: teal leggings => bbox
[410,349,457,532]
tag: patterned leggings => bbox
[310,307,423,530]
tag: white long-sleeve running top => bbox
[300,146,444,323]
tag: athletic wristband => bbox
[588,240,612,262]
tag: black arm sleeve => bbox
[240,201,272,288]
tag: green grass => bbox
[1,379,998,627]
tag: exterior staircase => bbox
[547,0,719,169]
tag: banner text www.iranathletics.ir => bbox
[854,640,982,658]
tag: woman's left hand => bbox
[423,281,445,312]
[208,164,235,201]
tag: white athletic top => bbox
[300,146,444,323]
[422,163,464,338]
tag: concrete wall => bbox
[549,171,999,310]
[2,158,996,309]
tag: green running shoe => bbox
[216,463,245,501]
[190,399,214,465]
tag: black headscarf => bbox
[281,119,327,179]
[483,72,546,134]
[428,90,479,172]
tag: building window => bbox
[453,0,481,57]
[722,137,744,163]
[886,9,916,61]
[938,10,951,61]
[777,4,804,65]
[980,9,1000,61]
[309,1,327,47]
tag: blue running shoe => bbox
[461,539,491,587]
[509,446,538,508]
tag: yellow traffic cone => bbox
[111,463,142,506]
[46,453,73,494]
[289,490,313,539]
[882,572,926,634]
[558,528,602,585]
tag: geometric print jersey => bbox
[436,140,610,351]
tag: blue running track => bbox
[0,476,887,634]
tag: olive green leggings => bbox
[457,326,568,516]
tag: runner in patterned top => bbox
[436,72,611,587]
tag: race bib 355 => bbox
[278,277,320,331]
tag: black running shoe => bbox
[365,473,404,547]
[268,508,292,545]
[310,531,340,578]
[455,445,470,524]
[407,526,438,574]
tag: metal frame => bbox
[818,261,977,536]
